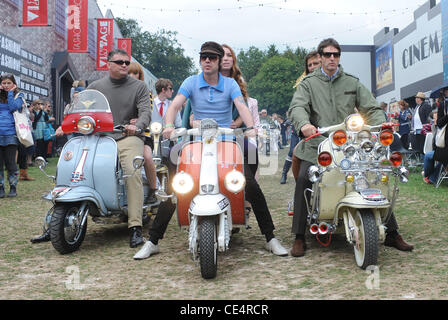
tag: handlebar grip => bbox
[304,132,322,142]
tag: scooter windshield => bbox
[67,89,112,114]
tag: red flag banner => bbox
[96,19,114,71]
[22,0,48,27]
[67,0,88,53]
[117,38,132,59]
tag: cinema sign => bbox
[401,30,442,69]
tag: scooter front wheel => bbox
[199,216,218,279]
[353,209,378,269]
[50,202,88,254]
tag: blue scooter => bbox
[36,90,158,254]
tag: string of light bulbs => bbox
[98,0,426,16]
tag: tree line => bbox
[117,18,310,116]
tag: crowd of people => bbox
[380,87,448,185]
[3,38,447,259]
[0,73,59,198]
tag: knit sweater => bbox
[88,75,151,140]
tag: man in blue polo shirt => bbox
[133,41,288,260]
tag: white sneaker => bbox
[265,238,289,256]
[133,241,160,260]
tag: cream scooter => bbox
[304,114,409,269]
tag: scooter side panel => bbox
[176,142,202,226]
[319,140,346,220]
[92,137,120,211]
[56,136,84,186]
[217,141,245,225]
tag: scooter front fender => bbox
[336,192,390,210]
[43,186,108,215]
[189,194,229,216]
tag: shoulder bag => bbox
[13,93,34,147]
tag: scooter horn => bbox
[318,222,330,235]
[310,224,319,235]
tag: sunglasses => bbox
[109,60,131,66]
[200,54,219,61]
[321,52,341,58]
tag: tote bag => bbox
[13,94,34,147]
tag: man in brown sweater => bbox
[88,49,151,248]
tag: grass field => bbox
[0,148,447,300]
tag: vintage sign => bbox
[22,0,48,27]
[67,0,88,53]
[96,19,114,71]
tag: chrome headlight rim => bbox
[308,165,322,183]
[224,169,246,194]
[357,130,372,142]
[374,144,388,158]
[172,171,194,195]
[77,116,95,135]
[343,145,356,158]
[360,139,375,153]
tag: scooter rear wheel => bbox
[50,202,87,254]
[353,209,378,269]
[199,217,218,279]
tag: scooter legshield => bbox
[217,141,245,225]
[176,142,202,226]
[176,141,245,226]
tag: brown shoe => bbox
[384,234,414,251]
[291,239,307,257]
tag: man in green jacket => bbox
[288,38,414,257]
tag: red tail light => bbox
[318,152,332,167]
[390,152,402,167]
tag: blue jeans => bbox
[423,151,442,184]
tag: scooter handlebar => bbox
[169,126,255,141]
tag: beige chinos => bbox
[117,136,144,228]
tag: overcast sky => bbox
[96,0,432,65]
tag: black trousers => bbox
[292,160,399,236]
[35,139,49,160]
[17,143,28,170]
[0,145,18,186]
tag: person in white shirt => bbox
[411,91,432,156]
[153,79,182,127]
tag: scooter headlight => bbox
[150,122,163,134]
[172,171,194,194]
[360,140,375,153]
[224,169,246,194]
[77,116,95,135]
[345,114,364,132]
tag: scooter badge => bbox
[64,151,74,161]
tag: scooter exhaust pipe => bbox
[310,224,319,235]
[318,222,329,235]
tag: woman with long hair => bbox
[219,44,288,256]
[0,73,25,197]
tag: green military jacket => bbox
[287,66,386,164]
